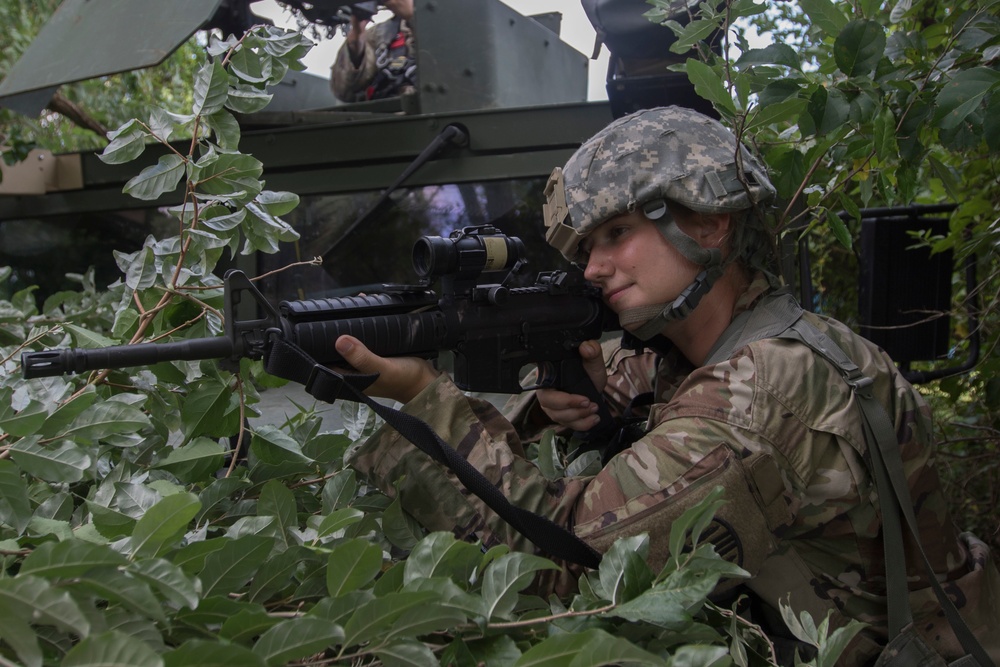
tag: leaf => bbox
[229,48,272,84]
[0,399,48,436]
[797,0,848,37]
[251,424,310,463]
[193,60,229,117]
[342,591,437,648]
[936,67,1000,131]
[384,603,468,642]
[194,153,264,196]
[155,437,226,482]
[127,558,202,610]
[70,567,167,623]
[611,568,716,629]
[834,20,886,77]
[252,617,344,667]
[60,399,151,444]
[376,638,440,667]
[257,190,300,216]
[0,575,91,638]
[225,83,274,114]
[403,531,482,586]
[0,460,31,534]
[164,639,266,667]
[9,437,91,482]
[745,98,808,133]
[20,540,127,579]
[181,378,239,440]
[685,58,736,115]
[199,535,274,597]
[98,129,147,165]
[123,153,186,201]
[120,245,158,291]
[62,629,164,667]
[597,534,652,604]
[481,552,560,620]
[824,207,854,249]
[808,86,851,135]
[312,507,364,539]
[257,479,298,544]
[736,44,802,70]
[0,611,41,667]
[130,492,202,558]
[326,538,383,597]
[513,629,662,667]
[321,469,358,513]
[382,492,424,551]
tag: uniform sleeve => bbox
[330,28,379,101]
[346,372,770,575]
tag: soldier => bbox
[336,106,998,664]
[330,0,417,102]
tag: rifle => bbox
[21,225,620,436]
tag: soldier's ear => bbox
[684,212,731,249]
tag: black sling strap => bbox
[262,332,603,569]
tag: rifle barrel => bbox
[21,337,234,379]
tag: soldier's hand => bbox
[536,340,607,431]
[334,335,439,404]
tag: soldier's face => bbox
[581,211,701,321]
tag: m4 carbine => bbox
[21,226,620,433]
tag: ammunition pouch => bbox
[581,445,791,591]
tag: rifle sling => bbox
[263,332,603,569]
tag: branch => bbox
[46,90,109,141]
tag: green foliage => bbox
[648,0,1000,551]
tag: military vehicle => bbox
[0,0,976,385]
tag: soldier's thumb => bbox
[335,335,382,375]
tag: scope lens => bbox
[412,231,526,279]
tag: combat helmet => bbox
[543,105,776,340]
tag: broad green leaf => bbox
[342,591,437,648]
[597,534,652,604]
[834,20,886,77]
[200,207,246,233]
[164,639,266,667]
[321,469,358,513]
[312,507,364,539]
[193,60,229,116]
[248,546,317,604]
[123,153,185,201]
[194,153,263,196]
[536,428,563,480]
[482,552,560,621]
[403,532,482,587]
[524,628,663,667]
[326,538,383,597]
[61,323,118,349]
[9,437,91,482]
[155,437,226,482]
[611,570,715,629]
[225,83,273,114]
[798,0,848,37]
[20,539,127,579]
[62,629,163,667]
[0,399,48,436]
[99,129,148,165]
[376,638,440,667]
[808,86,851,136]
[384,603,468,642]
[199,534,274,597]
[37,388,96,438]
[736,44,802,70]
[88,501,136,539]
[120,245,158,290]
[229,48,271,84]
[0,460,32,534]
[206,108,242,150]
[745,98,808,133]
[61,400,150,444]
[824,207,854,249]
[130,492,201,558]
[251,424,310,463]
[69,567,167,623]
[257,479,298,544]
[147,108,193,143]
[0,611,40,667]
[220,607,282,644]
[936,67,1000,131]
[685,59,736,115]
[181,378,239,440]
[382,492,424,550]
[197,475,253,522]
[257,190,299,216]
[128,558,202,609]
[252,617,344,667]
[667,18,722,54]
[0,575,90,637]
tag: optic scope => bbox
[412,226,527,280]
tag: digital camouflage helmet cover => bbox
[544,105,777,339]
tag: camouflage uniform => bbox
[330,18,416,102]
[348,107,999,665]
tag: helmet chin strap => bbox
[617,201,725,341]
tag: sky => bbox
[249,0,612,101]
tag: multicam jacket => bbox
[347,277,998,664]
[330,18,416,102]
